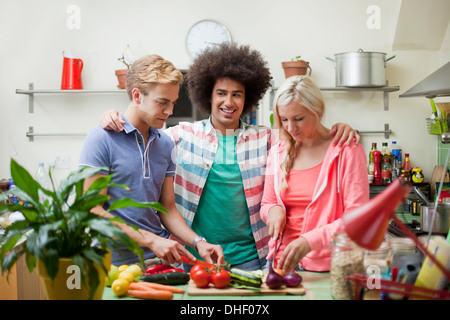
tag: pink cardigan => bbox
[260,139,369,271]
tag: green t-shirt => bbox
[187,133,258,265]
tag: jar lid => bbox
[0,179,9,190]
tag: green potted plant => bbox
[281,55,312,78]
[0,158,166,300]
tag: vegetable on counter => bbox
[283,272,303,287]
[129,281,185,294]
[210,267,231,289]
[266,264,284,289]
[127,289,173,300]
[189,262,231,289]
[229,268,262,288]
[145,264,175,275]
[139,271,190,285]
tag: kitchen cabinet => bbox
[0,241,45,300]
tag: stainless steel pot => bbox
[420,204,450,234]
[325,49,395,87]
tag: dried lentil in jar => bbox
[330,230,365,300]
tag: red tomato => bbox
[210,269,231,289]
[191,268,210,288]
[190,264,208,275]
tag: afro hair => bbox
[186,43,272,115]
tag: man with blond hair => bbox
[79,54,224,268]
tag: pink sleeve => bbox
[260,144,282,223]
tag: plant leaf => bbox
[108,198,168,213]
[9,159,40,203]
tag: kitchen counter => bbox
[102,271,334,301]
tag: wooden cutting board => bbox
[187,280,306,296]
[430,165,450,199]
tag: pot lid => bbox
[334,49,387,55]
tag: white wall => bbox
[0,0,448,185]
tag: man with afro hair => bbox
[99,44,357,271]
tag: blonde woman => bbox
[260,75,369,273]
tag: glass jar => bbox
[399,170,411,182]
[364,241,391,277]
[330,230,365,300]
[411,168,424,183]
[389,237,416,266]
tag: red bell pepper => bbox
[145,264,174,275]
[180,255,215,269]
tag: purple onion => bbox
[283,272,303,287]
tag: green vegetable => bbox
[229,268,262,288]
[139,271,190,285]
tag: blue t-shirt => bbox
[79,114,176,265]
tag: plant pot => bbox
[38,251,111,300]
[281,60,312,78]
[115,69,128,89]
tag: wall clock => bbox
[186,20,232,58]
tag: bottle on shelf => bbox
[381,142,391,163]
[373,145,382,184]
[403,153,411,173]
[392,157,399,181]
[381,157,392,184]
[391,141,402,165]
[368,143,376,175]
[35,162,52,203]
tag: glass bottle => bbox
[403,153,411,173]
[399,170,411,182]
[373,146,382,184]
[391,157,399,181]
[381,157,392,184]
[381,142,391,164]
[368,143,376,175]
[35,162,52,203]
[330,230,365,300]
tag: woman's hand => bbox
[266,206,286,241]
[99,109,125,132]
[330,123,360,146]
[277,237,311,273]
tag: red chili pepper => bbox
[145,264,174,275]
[159,268,185,274]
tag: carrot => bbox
[130,281,185,294]
[127,289,173,300]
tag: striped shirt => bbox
[164,118,276,266]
